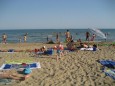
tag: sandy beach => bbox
[0,42,115,86]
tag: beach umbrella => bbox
[89,28,106,47]
[89,28,106,39]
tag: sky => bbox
[0,0,115,29]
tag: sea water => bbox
[0,29,115,43]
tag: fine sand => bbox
[0,43,115,86]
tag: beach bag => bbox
[22,68,32,75]
[8,49,14,52]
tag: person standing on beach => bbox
[56,33,59,43]
[2,33,7,44]
[47,36,49,42]
[65,30,71,42]
[24,35,27,43]
[86,31,90,41]
[56,42,64,61]
[19,37,22,43]
[90,34,96,41]
[24,33,28,43]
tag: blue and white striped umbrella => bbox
[89,28,106,39]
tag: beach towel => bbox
[45,49,54,55]
[103,68,115,80]
[80,48,96,51]
[0,52,16,54]
[98,60,115,80]
[0,62,41,70]
[36,49,54,56]
[98,60,115,68]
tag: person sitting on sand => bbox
[93,44,97,48]
[77,42,84,49]
[39,46,47,52]
[66,40,76,51]
[77,38,82,42]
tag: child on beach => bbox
[90,34,96,41]
[55,42,64,61]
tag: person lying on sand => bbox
[34,46,47,55]
[0,68,32,81]
[77,43,98,50]
[0,73,25,80]
[77,43,92,49]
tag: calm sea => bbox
[0,29,115,43]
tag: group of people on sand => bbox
[86,32,96,41]
[65,30,96,43]
[33,42,65,61]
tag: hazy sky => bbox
[0,0,115,29]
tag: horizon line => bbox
[0,28,115,30]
